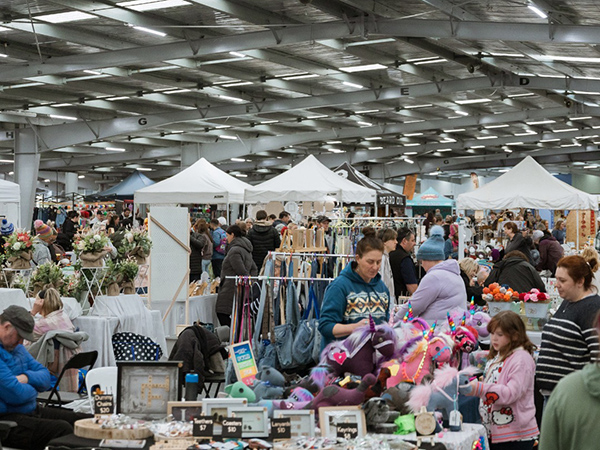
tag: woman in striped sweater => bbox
[535,255,600,403]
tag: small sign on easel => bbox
[93,394,114,416]
[271,418,291,440]
[193,417,214,439]
[221,417,243,439]
[336,422,358,440]
[230,341,258,386]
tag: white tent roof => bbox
[0,179,20,203]
[244,155,376,203]
[457,156,598,210]
[134,157,250,204]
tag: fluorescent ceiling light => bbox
[83,70,102,75]
[507,93,535,98]
[498,169,510,172]
[440,138,456,143]
[403,158,415,164]
[164,89,191,94]
[455,98,491,105]
[470,145,485,149]
[219,135,237,140]
[342,81,364,89]
[539,138,560,142]
[214,125,231,129]
[403,152,418,155]
[404,133,423,136]
[37,11,94,23]
[130,25,167,37]
[78,175,85,179]
[443,129,465,133]
[230,158,245,162]
[44,179,51,182]
[137,168,153,171]
[281,74,319,80]
[570,116,592,121]
[117,0,189,11]
[455,111,469,116]
[476,135,497,140]
[504,148,513,153]
[306,114,328,119]
[404,143,420,147]
[107,96,130,101]
[339,64,386,73]
[554,128,578,133]
[355,109,379,114]
[0,159,13,163]
[328,148,345,153]
[528,4,547,18]
[0,53,7,58]
[260,120,279,124]
[584,165,599,169]
[561,143,581,147]
[229,52,246,58]
[526,120,555,125]
[49,114,77,121]
[506,141,524,145]
[429,171,441,175]
[414,58,446,65]
[514,131,537,136]
[437,148,452,152]
[542,56,600,63]
[106,147,126,152]
[221,81,253,87]
[404,104,432,109]
[346,38,395,47]
[235,173,248,177]
[8,172,13,175]
[485,124,509,129]
[357,121,372,126]
[404,120,425,124]
[219,95,245,102]
[364,137,382,140]
[53,103,72,107]
[488,53,524,58]
[369,146,383,150]
[326,141,342,144]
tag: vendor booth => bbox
[244,155,376,204]
[407,187,454,217]
[85,171,155,201]
[333,162,406,216]
[0,178,20,228]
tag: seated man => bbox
[0,305,89,450]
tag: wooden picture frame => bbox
[318,406,366,439]
[116,361,181,420]
[202,398,248,435]
[167,401,203,422]
[273,409,315,438]
[227,405,269,438]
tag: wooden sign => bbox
[93,394,114,415]
[403,174,418,200]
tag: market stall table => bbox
[0,288,31,311]
[152,293,219,337]
[73,315,120,367]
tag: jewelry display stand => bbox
[2,268,33,293]
[79,266,108,314]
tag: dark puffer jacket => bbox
[536,234,564,276]
[485,256,546,293]
[190,231,207,275]
[246,220,281,271]
[216,237,258,315]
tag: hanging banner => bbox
[403,174,418,200]
[470,172,480,189]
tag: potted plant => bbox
[4,230,33,269]
[118,258,139,295]
[103,260,123,297]
[74,230,112,268]
[119,229,152,265]
[30,262,65,296]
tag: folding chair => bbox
[37,350,98,407]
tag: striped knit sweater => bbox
[536,294,600,392]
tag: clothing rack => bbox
[227,275,336,282]
[267,251,354,258]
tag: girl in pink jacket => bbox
[461,311,539,450]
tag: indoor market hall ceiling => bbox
[2,0,600,187]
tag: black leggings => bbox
[490,440,535,450]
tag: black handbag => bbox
[112,332,163,361]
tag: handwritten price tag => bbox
[336,423,358,440]
[221,417,243,438]
[193,417,214,438]
[271,418,291,440]
[93,394,114,415]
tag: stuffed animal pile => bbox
[482,282,520,302]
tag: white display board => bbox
[148,207,190,309]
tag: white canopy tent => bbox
[244,155,376,204]
[456,156,598,211]
[134,157,251,205]
[0,179,20,228]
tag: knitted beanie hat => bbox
[417,225,446,261]
[34,220,53,242]
[0,219,14,236]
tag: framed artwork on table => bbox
[167,401,203,422]
[116,361,182,420]
[227,405,269,438]
[202,398,248,434]
[318,406,366,439]
[273,409,315,438]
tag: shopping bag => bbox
[112,332,163,361]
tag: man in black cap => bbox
[0,305,88,449]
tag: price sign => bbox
[193,417,214,438]
[271,418,291,440]
[336,423,358,440]
[93,394,114,415]
[221,417,243,439]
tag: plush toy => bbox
[364,367,392,400]
[276,387,315,410]
[521,288,550,302]
[320,319,397,378]
[225,381,256,403]
[465,301,491,339]
[252,366,285,400]
[308,373,376,410]
[381,382,414,415]
[362,397,390,430]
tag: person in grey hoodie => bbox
[394,225,467,323]
[215,225,257,327]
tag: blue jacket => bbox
[0,343,51,414]
[318,262,390,348]
[211,228,226,260]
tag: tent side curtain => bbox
[456,156,598,210]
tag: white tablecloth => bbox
[88,294,168,365]
[392,423,488,450]
[151,294,219,337]
[0,288,31,312]
[74,316,120,367]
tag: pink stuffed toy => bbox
[523,288,549,302]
